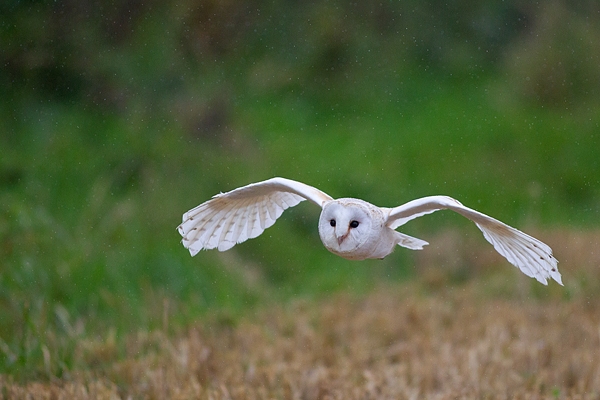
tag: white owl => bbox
[177,177,562,285]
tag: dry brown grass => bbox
[3,286,600,399]
[3,228,600,399]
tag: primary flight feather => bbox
[178,177,562,285]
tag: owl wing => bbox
[178,177,333,255]
[385,196,562,285]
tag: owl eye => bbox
[330,219,336,227]
[349,220,360,228]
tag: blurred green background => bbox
[1,0,599,379]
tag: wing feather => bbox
[483,229,537,280]
[202,208,230,249]
[266,200,282,222]
[247,204,262,239]
[386,195,562,285]
[178,177,333,255]
[258,198,269,230]
[217,204,243,251]
[231,201,250,245]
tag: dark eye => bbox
[330,219,336,227]
[349,220,359,228]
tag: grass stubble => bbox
[2,229,600,399]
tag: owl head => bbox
[318,199,376,259]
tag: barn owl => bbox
[177,177,562,285]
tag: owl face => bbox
[318,199,377,259]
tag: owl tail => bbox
[394,231,429,250]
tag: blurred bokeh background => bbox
[1,0,599,378]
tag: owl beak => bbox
[336,230,350,245]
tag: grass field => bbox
[3,279,599,399]
[2,228,600,399]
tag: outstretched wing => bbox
[386,196,562,285]
[178,177,333,255]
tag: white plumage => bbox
[178,177,562,285]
